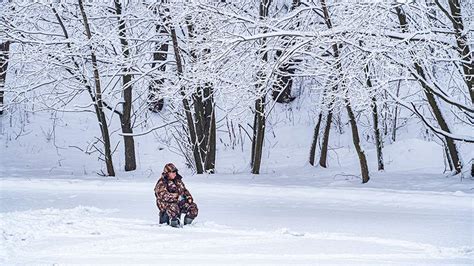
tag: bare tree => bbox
[434,0,473,176]
[148,5,168,113]
[78,0,116,176]
[251,0,272,174]
[395,5,463,174]
[318,0,338,169]
[0,41,9,115]
[186,14,217,173]
[167,8,206,174]
[364,64,384,171]
[113,0,136,171]
[434,0,473,103]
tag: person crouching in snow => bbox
[154,163,198,227]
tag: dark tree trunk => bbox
[471,162,474,177]
[309,112,323,166]
[251,0,272,174]
[202,83,216,173]
[78,0,115,176]
[319,111,332,168]
[148,4,169,113]
[0,41,10,115]
[252,95,266,174]
[372,96,384,171]
[391,81,401,142]
[121,73,136,172]
[114,0,136,172]
[346,101,370,183]
[396,6,462,174]
[364,64,384,171]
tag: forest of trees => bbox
[1,0,472,181]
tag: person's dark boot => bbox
[184,216,194,225]
[159,211,169,225]
[169,218,180,228]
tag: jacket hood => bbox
[163,172,183,181]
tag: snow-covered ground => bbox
[1,169,473,264]
[1,111,473,264]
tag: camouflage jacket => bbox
[154,173,193,207]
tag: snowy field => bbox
[1,169,473,264]
[1,113,473,264]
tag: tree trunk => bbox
[251,0,272,174]
[319,111,332,168]
[121,73,136,172]
[391,81,401,142]
[396,6,462,174]
[471,162,474,178]
[309,112,322,166]
[204,107,216,172]
[78,0,115,176]
[203,83,216,173]
[148,4,168,113]
[252,95,266,174]
[372,95,384,171]
[346,101,370,183]
[114,0,136,171]
[0,41,10,115]
[364,64,384,171]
